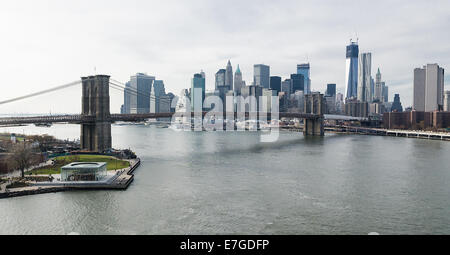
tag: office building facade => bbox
[413,64,445,112]
[191,73,206,111]
[391,94,403,112]
[357,52,372,102]
[444,91,450,112]
[345,41,359,101]
[297,63,311,94]
[290,74,304,93]
[254,64,270,88]
[281,79,292,95]
[121,81,132,114]
[269,76,281,93]
[150,80,170,114]
[326,84,336,97]
[215,69,227,91]
[129,73,154,114]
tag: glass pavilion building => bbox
[61,162,107,182]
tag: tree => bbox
[9,143,34,178]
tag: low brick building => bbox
[384,111,450,130]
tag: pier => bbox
[326,126,450,141]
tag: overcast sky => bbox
[0,0,449,114]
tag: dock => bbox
[326,126,450,141]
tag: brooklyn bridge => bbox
[0,75,326,152]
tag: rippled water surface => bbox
[1,124,450,234]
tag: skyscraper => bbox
[374,68,383,101]
[345,40,359,101]
[269,76,282,93]
[391,94,403,112]
[325,84,336,114]
[444,91,450,112]
[297,63,311,94]
[254,64,270,88]
[240,85,263,112]
[413,64,445,112]
[129,73,154,114]
[326,84,336,97]
[357,52,371,102]
[290,74,304,93]
[150,80,167,114]
[191,73,206,111]
[234,64,243,95]
[370,77,375,102]
[215,69,226,90]
[281,79,292,95]
[382,83,389,103]
[153,80,166,97]
[121,81,132,114]
[225,60,233,91]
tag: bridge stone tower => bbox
[80,75,112,152]
[304,93,325,136]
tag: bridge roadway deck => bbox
[0,112,322,125]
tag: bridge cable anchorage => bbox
[109,81,173,104]
[0,80,81,106]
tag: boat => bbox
[35,123,52,127]
[236,120,271,131]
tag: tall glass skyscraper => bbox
[297,63,311,94]
[290,73,304,93]
[191,73,206,111]
[150,80,167,114]
[326,84,336,97]
[345,41,359,101]
[254,64,270,89]
[129,73,154,114]
[121,81,132,114]
[153,80,166,97]
[269,76,282,93]
[357,52,371,102]
[215,69,226,91]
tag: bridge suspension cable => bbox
[109,80,173,104]
[0,80,81,106]
[109,82,172,103]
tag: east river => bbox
[1,124,450,234]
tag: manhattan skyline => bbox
[0,0,449,114]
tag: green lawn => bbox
[28,155,130,175]
[0,134,25,142]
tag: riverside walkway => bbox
[327,126,450,141]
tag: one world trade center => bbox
[345,40,359,101]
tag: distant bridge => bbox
[0,112,323,126]
[0,75,327,152]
